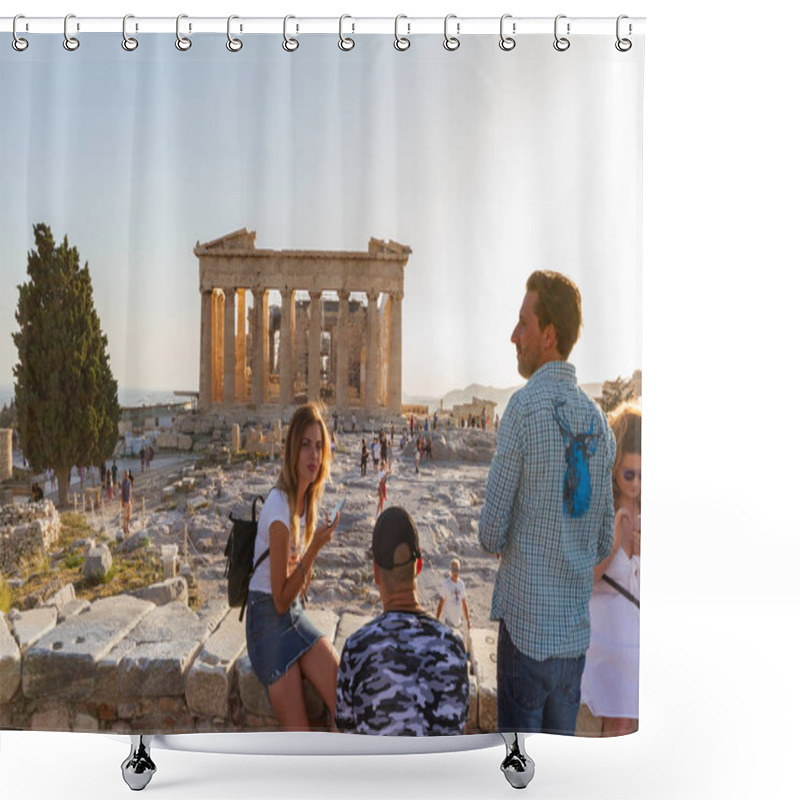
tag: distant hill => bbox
[405,381,607,419]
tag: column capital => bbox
[390,291,404,301]
[308,290,323,300]
[337,287,350,300]
[366,289,380,303]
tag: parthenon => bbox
[194,229,410,414]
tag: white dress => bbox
[580,547,640,718]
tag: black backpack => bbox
[224,493,269,621]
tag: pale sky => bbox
[0,32,642,402]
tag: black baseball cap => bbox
[371,506,422,569]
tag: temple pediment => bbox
[194,229,257,255]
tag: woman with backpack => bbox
[246,403,341,730]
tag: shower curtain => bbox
[0,23,643,740]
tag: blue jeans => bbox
[496,620,585,735]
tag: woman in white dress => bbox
[581,402,641,736]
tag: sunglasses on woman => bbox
[621,469,641,482]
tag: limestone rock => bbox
[0,612,21,702]
[57,598,91,623]
[116,602,209,697]
[470,627,498,732]
[45,583,75,614]
[84,543,113,582]
[185,608,246,718]
[22,595,155,700]
[10,606,58,654]
[136,577,188,607]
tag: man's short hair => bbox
[526,270,583,359]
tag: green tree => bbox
[13,223,120,506]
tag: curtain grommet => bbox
[63,13,80,51]
[175,14,192,51]
[283,15,299,52]
[499,14,516,51]
[338,15,355,51]
[553,14,570,52]
[226,15,243,52]
[394,15,410,51]
[122,15,138,51]
[615,15,633,52]
[443,14,460,51]
[12,15,29,51]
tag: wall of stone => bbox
[1,596,489,735]
[0,500,61,574]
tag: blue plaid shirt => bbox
[479,361,615,661]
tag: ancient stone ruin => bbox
[195,230,410,414]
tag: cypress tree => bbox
[12,223,120,506]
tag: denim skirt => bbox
[246,591,322,686]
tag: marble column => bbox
[336,289,349,409]
[235,288,246,402]
[251,287,265,405]
[213,290,224,403]
[223,288,236,404]
[365,290,379,411]
[279,288,295,408]
[199,290,212,408]
[308,291,322,403]
[389,292,403,413]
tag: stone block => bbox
[185,608,247,718]
[161,485,176,502]
[333,612,373,654]
[116,602,209,697]
[30,705,70,730]
[468,674,478,731]
[470,627,498,732]
[58,598,91,623]
[73,711,100,731]
[22,595,155,700]
[44,583,76,614]
[186,494,209,513]
[10,606,58,654]
[236,651,273,718]
[0,612,21,702]
[231,423,241,451]
[177,434,194,451]
[136,577,188,606]
[84,543,112,582]
[304,608,339,644]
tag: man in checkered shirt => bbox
[479,271,616,735]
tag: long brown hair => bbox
[607,402,642,510]
[276,403,332,551]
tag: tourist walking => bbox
[246,403,341,731]
[360,439,369,477]
[478,270,616,735]
[120,469,133,535]
[581,403,641,736]
[376,459,390,517]
[436,557,471,635]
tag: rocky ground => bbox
[45,428,502,636]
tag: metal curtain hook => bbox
[12,14,29,51]
[553,14,570,52]
[394,15,410,51]
[122,15,138,51]
[499,14,516,51]
[615,15,632,51]
[63,13,80,51]
[176,14,192,51]
[283,15,299,51]
[227,15,242,52]
[443,14,460,51]
[339,14,355,51]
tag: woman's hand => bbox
[311,512,340,552]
